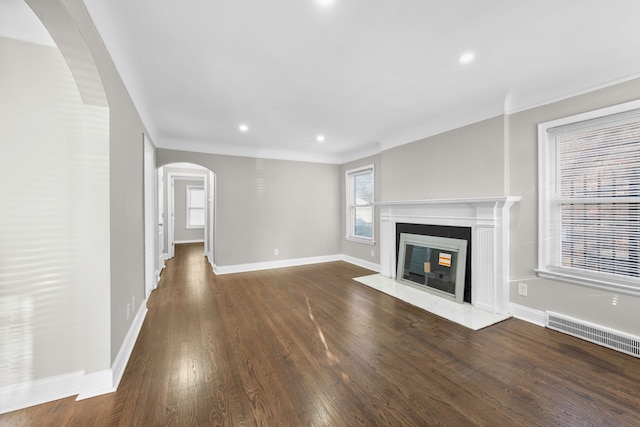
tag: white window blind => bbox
[539,102,640,294]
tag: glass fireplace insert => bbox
[396,232,468,303]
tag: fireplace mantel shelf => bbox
[374,196,521,207]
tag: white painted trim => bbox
[110,302,147,391]
[341,255,381,273]
[174,239,205,244]
[143,133,157,302]
[507,72,640,115]
[76,370,114,401]
[0,302,148,412]
[214,255,343,275]
[167,171,209,259]
[508,303,546,327]
[377,197,520,315]
[345,164,375,242]
[0,371,83,415]
[537,100,640,295]
[155,267,163,285]
[213,254,381,275]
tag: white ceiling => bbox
[7,1,640,163]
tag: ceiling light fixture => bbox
[316,135,326,142]
[239,124,249,132]
[458,52,475,64]
[317,0,335,6]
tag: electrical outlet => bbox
[518,282,528,297]
[274,249,279,256]
[126,303,131,320]
[371,249,375,257]
[132,295,135,311]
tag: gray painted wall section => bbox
[508,78,640,336]
[381,116,506,200]
[56,0,148,364]
[157,150,342,267]
[0,36,109,386]
[343,82,640,337]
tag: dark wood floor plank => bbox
[2,242,640,426]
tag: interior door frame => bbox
[167,171,208,259]
[143,133,156,298]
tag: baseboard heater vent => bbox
[545,312,640,359]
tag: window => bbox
[186,185,205,228]
[346,165,374,242]
[538,100,640,295]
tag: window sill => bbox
[186,226,205,230]
[535,268,640,297]
[346,236,376,246]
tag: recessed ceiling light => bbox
[239,124,249,132]
[316,135,326,142]
[458,52,475,64]
[317,0,335,6]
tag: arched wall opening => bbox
[0,0,111,413]
[158,162,216,273]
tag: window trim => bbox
[186,185,205,229]
[537,99,640,296]
[346,164,375,244]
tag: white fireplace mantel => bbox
[375,196,520,315]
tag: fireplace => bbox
[376,197,520,315]
[396,223,471,303]
[397,233,468,303]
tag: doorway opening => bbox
[157,163,216,274]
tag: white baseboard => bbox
[214,254,343,275]
[155,262,165,286]
[340,255,380,273]
[1,294,149,412]
[174,239,204,244]
[109,302,148,392]
[78,302,147,400]
[213,254,381,275]
[76,370,114,401]
[509,303,546,327]
[0,371,83,415]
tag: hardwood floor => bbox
[2,242,640,426]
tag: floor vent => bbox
[545,312,640,359]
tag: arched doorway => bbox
[158,162,216,273]
[0,0,113,411]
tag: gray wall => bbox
[341,117,506,265]
[157,150,342,267]
[342,82,640,337]
[381,115,506,200]
[174,179,205,243]
[508,78,640,336]
[2,0,148,396]
[0,35,109,386]
[34,0,148,367]
[61,0,147,363]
